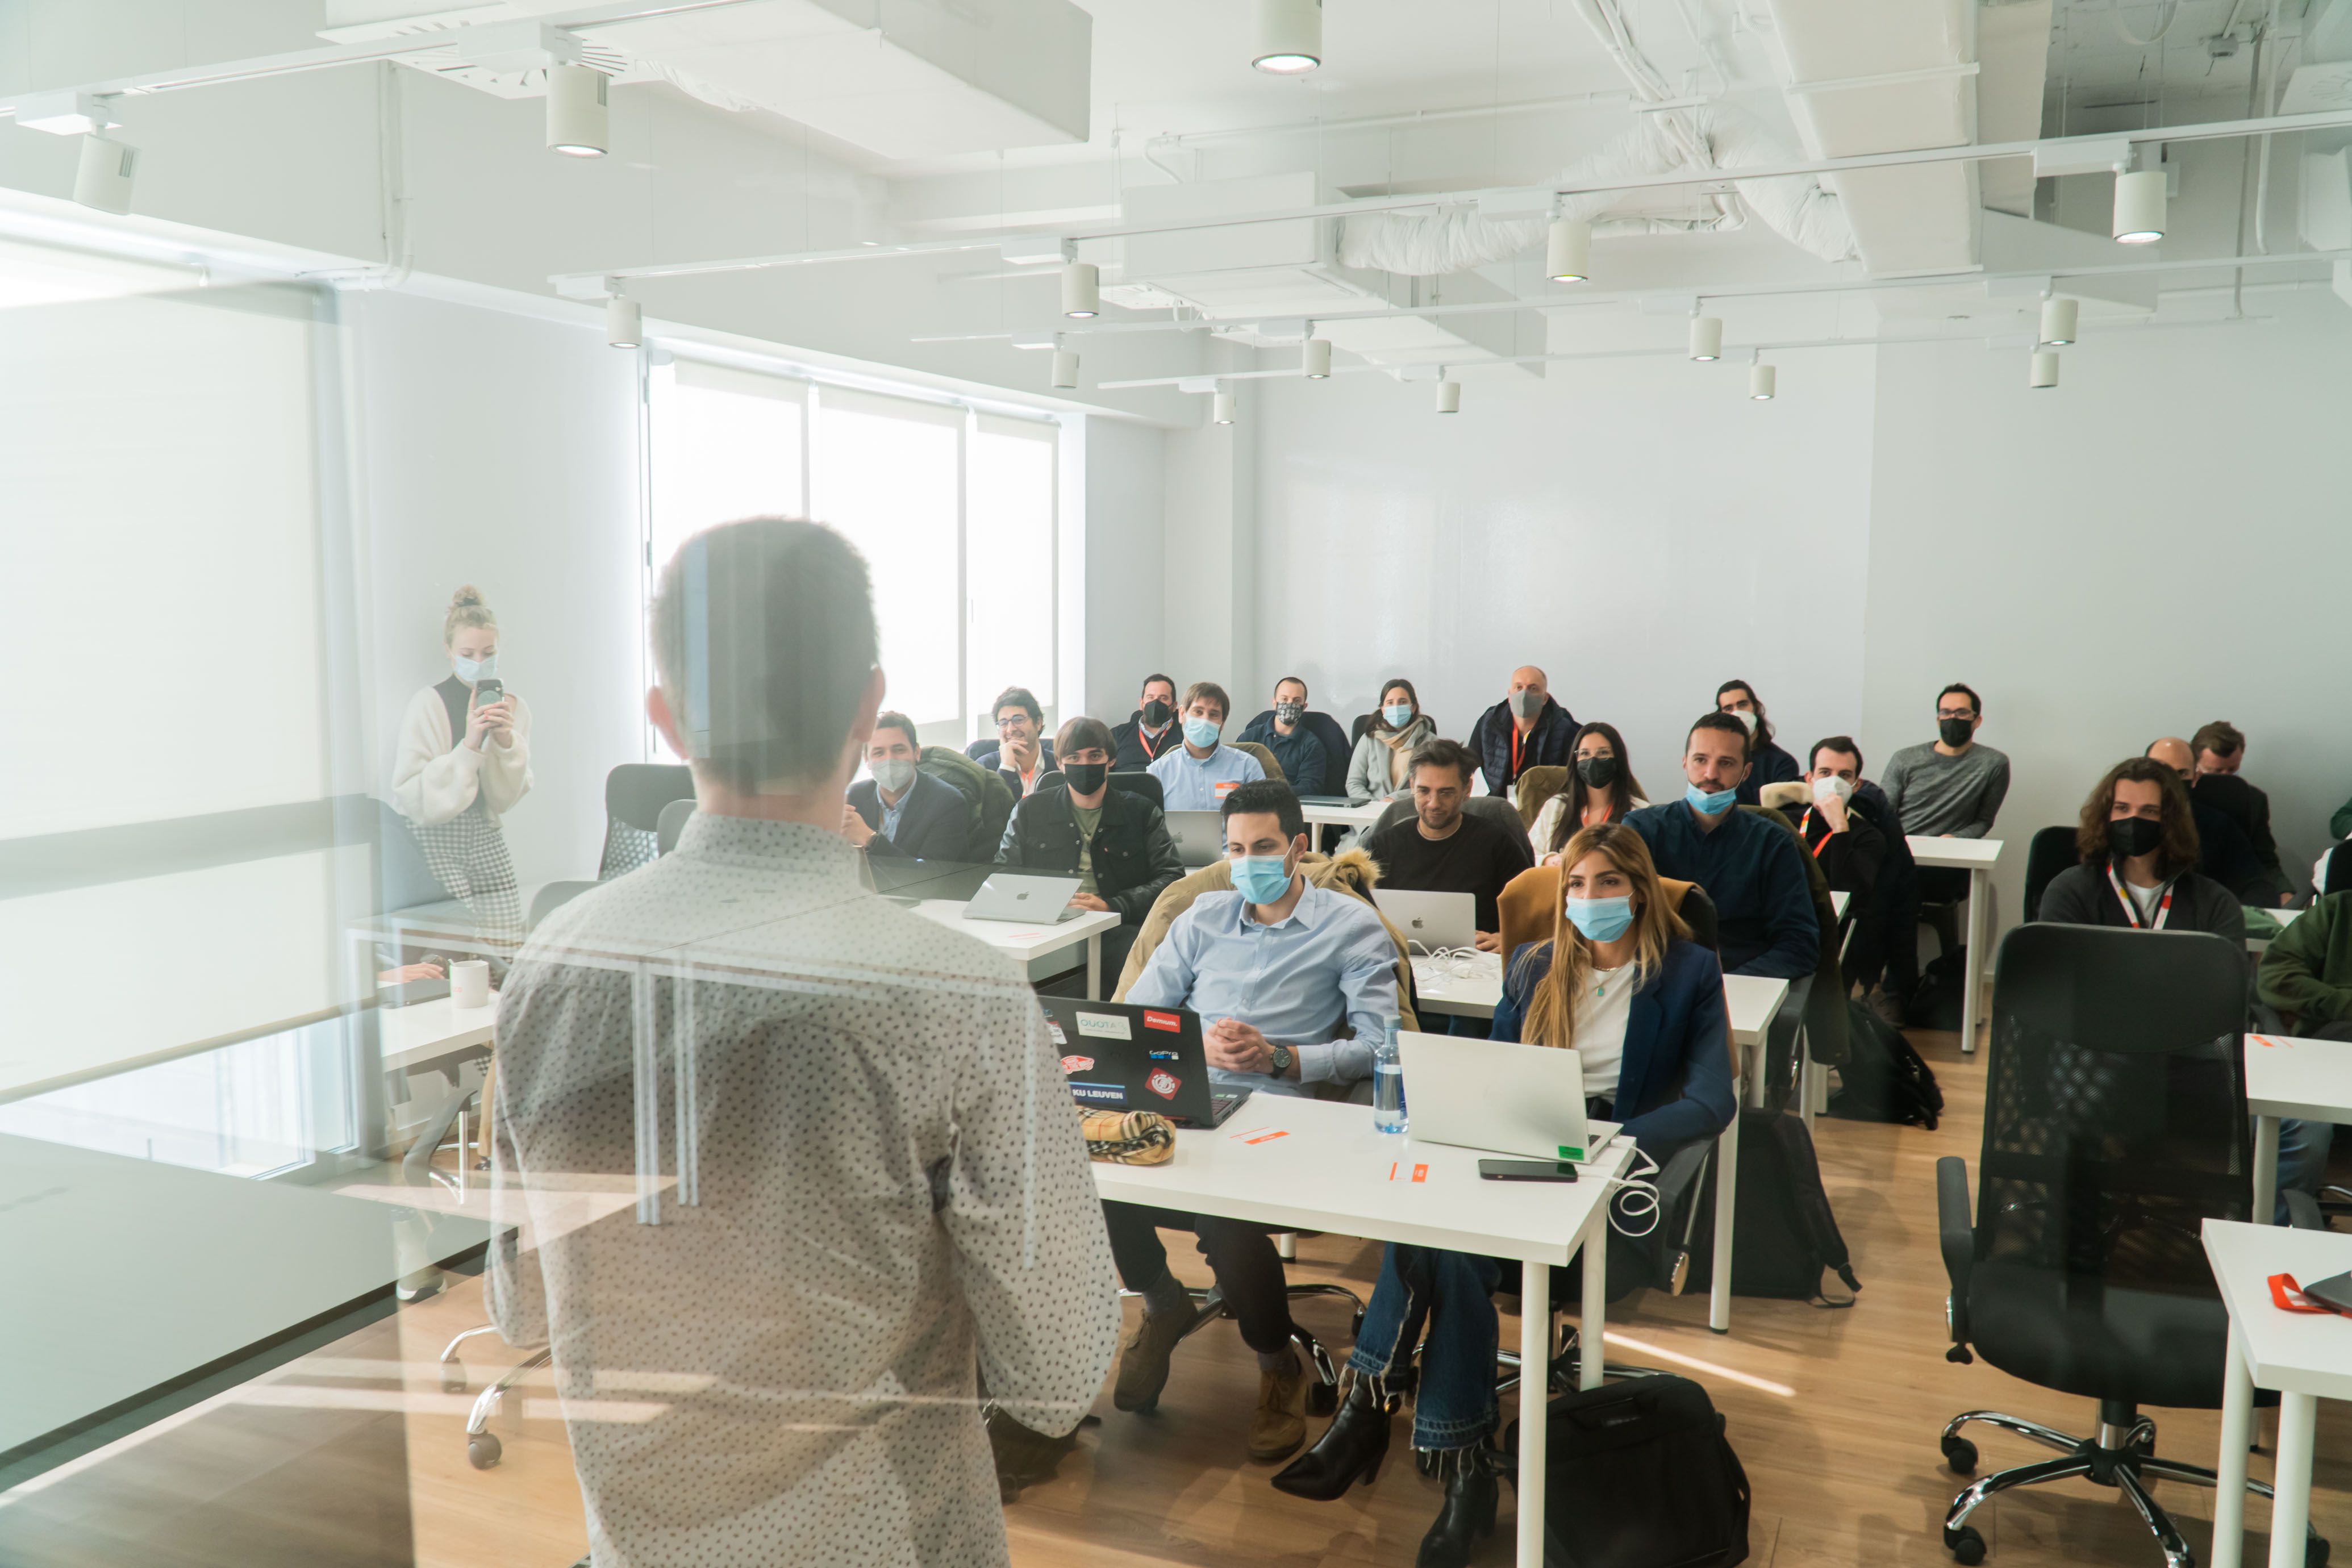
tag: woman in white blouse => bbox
[1531,720,1649,865]
[390,585,533,947]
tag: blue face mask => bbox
[1183,716,1223,749]
[1383,703,1414,729]
[1566,895,1635,944]
[1684,782,1740,816]
[453,652,498,685]
[1231,854,1294,905]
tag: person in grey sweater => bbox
[1880,683,2010,1005]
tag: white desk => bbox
[1907,837,2003,1054]
[909,899,1121,998]
[379,993,498,1076]
[1093,1097,1633,1568]
[2203,1220,2352,1568]
[1300,798,1393,831]
[2246,1032,2352,1226]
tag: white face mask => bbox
[1811,774,1854,805]
[1729,708,1758,734]
[454,653,498,685]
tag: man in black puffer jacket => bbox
[995,715,1186,980]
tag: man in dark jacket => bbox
[1464,665,1577,798]
[2189,720,2293,906]
[1110,673,1181,770]
[844,712,975,861]
[2040,757,2245,941]
[1236,675,1342,796]
[995,715,1186,980]
[2148,737,2272,904]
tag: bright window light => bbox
[647,361,805,583]
[965,418,1058,733]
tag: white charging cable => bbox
[1406,941,1488,982]
[1602,1144,1663,1237]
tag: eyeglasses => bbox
[995,715,1031,729]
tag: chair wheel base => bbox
[466,1433,502,1470]
[1945,1524,1986,1565]
[1941,1436,1978,1475]
[2308,1535,2330,1568]
[440,1366,468,1395]
[1307,1380,1337,1416]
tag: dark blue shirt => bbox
[1624,802,1819,979]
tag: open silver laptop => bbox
[1164,810,1227,868]
[961,871,1084,923]
[1374,889,1478,953]
[1396,1030,1622,1163]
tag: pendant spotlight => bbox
[1434,379,1462,414]
[1545,216,1592,283]
[1254,0,1323,74]
[1061,259,1099,319]
[2029,349,2060,389]
[1303,335,1332,378]
[1051,347,1080,389]
[606,293,641,349]
[1689,314,1723,362]
[72,134,137,214]
[2038,295,2079,346]
[546,62,610,157]
[1212,388,1237,424]
[1749,362,1776,401]
[2112,168,2166,244]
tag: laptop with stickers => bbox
[1035,997,1252,1129]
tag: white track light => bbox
[1545,216,1592,282]
[72,134,136,214]
[1051,349,1079,389]
[606,295,641,348]
[1254,0,1323,73]
[1212,389,1237,424]
[1689,315,1723,361]
[2038,295,2079,345]
[1061,260,1099,318]
[1435,380,1462,414]
[1749,362,1776,401]
[1303,336,1332,378]
[2112,169,2166,244]
[547,63,608,157]
[2029,349,2060,389]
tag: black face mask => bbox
[1575,755,1619,790]
[1062,762,1109,796]
[1142,699,1171,727]
[1937,715,1974,747]
[2108,815,2162,860]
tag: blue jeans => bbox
[2275,1117,2336,1223]
[1346,1242,1501,1451]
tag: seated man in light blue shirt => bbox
[1102,779,1398,1469]
[1146,679,1265,810]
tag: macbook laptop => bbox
[1164,810,1228,868]
[1396,1030,1622,1162]
[961,871,1085,924]
[1374,889,1478,953]
[1036,997,1252,1129]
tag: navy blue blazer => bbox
[1734,733,1803,806]
[848,770,973,861]
[1488,936,1735,1151]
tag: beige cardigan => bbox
[391,684,535,827]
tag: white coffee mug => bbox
[451,959,491,1010]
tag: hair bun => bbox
[449,585,486,610]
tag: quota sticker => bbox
[1075,1010,1133,1041]
[1145,1069,1182,1100]
[1142,1010,1182,1033]
[1058,1055,1095,1074]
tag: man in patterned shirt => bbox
[490,516,1118,1567]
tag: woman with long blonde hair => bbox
[1277,822,1735,1565]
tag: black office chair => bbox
[599,764,695,879]
[1934,922,2325,1567]
[1675,884,1720,953]
[1369,795,1533,860]
[2020,825,2079,923]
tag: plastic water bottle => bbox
[1371,1014,1408,1135]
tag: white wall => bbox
[1079,413,1166,725]
[348,289,645,890]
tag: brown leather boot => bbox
[1248,1352,1308,1462]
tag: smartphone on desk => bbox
[1478,1158,1579,1183]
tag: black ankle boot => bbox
[1270,1374,1392,1500]
[1415,1445,1499,1568]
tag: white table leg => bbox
[1518,1257,1551,1568]
[1579,1203,1606,1392]
[2266,1392,2317,1568]
[2212,1321,2254,1568]
[1744,1039,1765,1111]
[1711,1094,1740,1335]
[1086,933,1102,1000]
[2253,1115,2280,1227]
[1959,868,1987,1054]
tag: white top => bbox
[2244,1032,2352,1123]
[390,683,534,827]
[1905,835,2003,870]
[2124,878,2164,924]
[1528,794,1650,860]
[1575,962,1635,1101]
[2201,1219,2352,1402]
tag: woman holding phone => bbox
[391,585,533,948]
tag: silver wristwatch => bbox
[1269,1043,1295,1078]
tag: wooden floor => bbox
[1,1023,2343,1568]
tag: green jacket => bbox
[2256,893,2352,1027]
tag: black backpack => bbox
[1908,946,1967,1032]
[1828,998,1944,1129]
[1678,1110,1861,1306]
[1503,1373,1751,1568]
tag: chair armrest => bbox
[1936,1155,1974,1356]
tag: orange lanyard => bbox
[1137,724,1168,761]
[1796,807,1834,858]
[2105,864,2174,930]
[1509,722,1524,780]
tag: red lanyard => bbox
[1796,807,1833,858]
[1137,724,1167,761]
[2104,864,2174,930]
[2271,1274,2352,1316]
[1509,722,1523,781]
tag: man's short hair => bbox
[1055,715,1115,761]
[1274,674,1308,698]
[992,686,1042,724]
[1938,682,1983,714]
[873,712,919,750]
[1141,672,1177,698]
[652,518,877,794]
[1407,738,1477,789]
[2192,720,2246,760]
[1809,735,1864,775]
[1183,680,1232,720]
[1687,710,1751,762]
[1221,778,1305,843]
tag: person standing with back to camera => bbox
[391,586,534,949]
